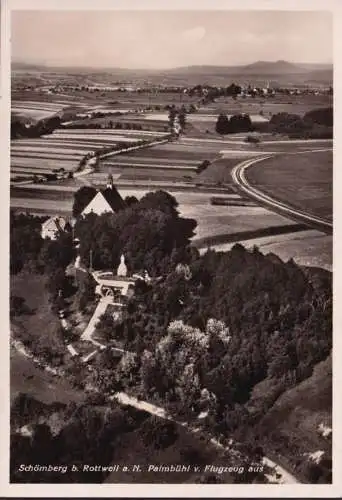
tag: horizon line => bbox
[12,59,333,72]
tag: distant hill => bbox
[11,60,333,86]
[240,60,307,74]
[165,60,332,76]
[11,61,48,72]
[153,61,333,85]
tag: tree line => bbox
[11,116,62,139]
[214,107,333,138]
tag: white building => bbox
[81,174,125,217]
[41,216,68,240]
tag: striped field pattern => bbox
[10,128,169,182]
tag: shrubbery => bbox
[11,116,61,139]
[245,134,261,143]
[216,113,253,135]
[268,108,333,139]
[113,244,331,441]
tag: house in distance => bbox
[41,215,69,240]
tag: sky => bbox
[11,10,333,69]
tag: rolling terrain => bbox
[12,60,333,87]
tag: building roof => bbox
[101,187,125,211]
[41,216,67,233]
[81,187,125,216]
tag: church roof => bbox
[101,187,126,212]
[81,186,125,216]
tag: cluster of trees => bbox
[11,116,61,139]
[215,113,253,135]
[73,190,196,277]
[168,105,187,133]
[10,211,76,305]
[12,394,248,484]
[63,121,145,131]
[188,83,242,101]
[10,213,46,275]
[10,395,149,483]
[165,103,197,114]
[10,202,332,483]
[75,243,332,483]
[96,246,331,453]
[213,107,333,138]
[268,107,333,139]
[10,211,93,360]
[10,295,32,317]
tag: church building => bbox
[81,174,125,216]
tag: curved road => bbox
[231,154,333,235]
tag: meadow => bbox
[10,350,85,406]
[246,150,333,221]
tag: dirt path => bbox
[11,338,299,484]
[111,392,299,484]
[80,297,111,347]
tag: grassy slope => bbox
[10,350,84,406]
[10,273,61,341]
[253,354,332,480]
[246,150,332,220]
[10,273,84,405]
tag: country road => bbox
[231,154,333,235]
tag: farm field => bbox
[102,137,333,186]
[67,115,169,132]
[178,202,294,240]
[219,138,332,149]
[197,158,247,185]
[143,112,270,124]
[10,91,333,276]
[57,129,167,138]
[97,137,228,183]
[213,94,333,117]
[11,158,77,172]
[204,230,332,271]
[10,181,330,275]
[11,99,67,120]
[123,145,217,161]
[188,94,332,134]
[246,150,333,221]
[11,128,167,183]
[10,186,294,239]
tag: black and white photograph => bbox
[4,1,337,494]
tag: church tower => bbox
[106,172,114,190]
